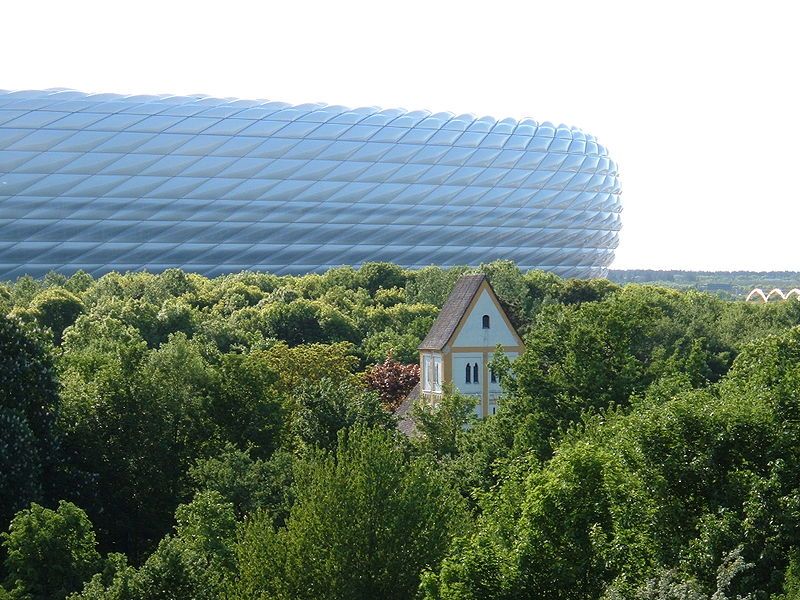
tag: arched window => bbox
[482,314,490,329]
[465,363,471,384]
[490,369,497,384]
[473,363,479,384]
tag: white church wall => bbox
[452,289,519,348]
[452,352,484,417]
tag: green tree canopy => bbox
[231,426,467,600]
[27,287,84,344]
[2,501,101,600]
[0,315,60,529]
[426,327,800,599]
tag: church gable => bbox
[451,286,521,349]
[419,273,523,353]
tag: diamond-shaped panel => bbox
[0,89,622,279]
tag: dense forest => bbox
[2,261,800,599]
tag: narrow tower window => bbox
[473,363,479,384]
[482,315,490,329]
[465,363,471,384]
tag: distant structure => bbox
[0,89,622,279]
[745,288,800,302]
[417,274,523,418]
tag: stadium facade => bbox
[0,89,622,279]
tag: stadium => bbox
[0,89,622,279]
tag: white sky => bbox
[3,0,799,270]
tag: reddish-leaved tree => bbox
[363,354,420,410]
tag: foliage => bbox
[362,328,424,364]
[189,444,294,522]
[775,550,800,600]
[3,264,800,600]
[363,354,421,409]
[2,501,101,600]
[289,379,395,451]
[263,341,359,394]
[605,547,754,600]
[70,492,236,600]
[425,325,800,599]
[260,299,358,346]
[480,260,528,327]
[57,328,283,557]
[359,262,409,295]
[0,410,42,541]
[406,266,469,306]
[487,285,755,463]
[0,315,60,530]
[229,426,467,600]
[26,287,84,344]
[412,384,478,459]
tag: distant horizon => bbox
[608,268,800,274]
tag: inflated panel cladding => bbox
[0,89,622,279]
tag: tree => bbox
[425,324,800,599]
[260,300,357,346]
[67,553,137,600]
[205,349,284,458]
[362,328,424,365]
[83,295,199,349]
[492,285,738,463]
[58,328,284,557]
[0,315,60,530]
[10,275,41,308]
[359,262,409,295]
[523,269,564,304]
[189,445,294,523]
[6,264,800,600]
[71,493,236,600]
[58,316,173,557]
[0,285,12,313]
[27,287,85,344]
[230,426,467,600]
[64,271,95,295]
[0,410,42,535]
[776,550,800,600]
[412,384,477,459]
[406,266,469,307]
[365,302,438,337]
[363,354,420,409]
[605,548,755,600]
[289,379,395,451]
[557,278,620,305]
[480,260,528,327]
[2,501,102,600]
[263,341,359,394]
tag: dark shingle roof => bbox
[418,274,485,350]
[395,382,420,437]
